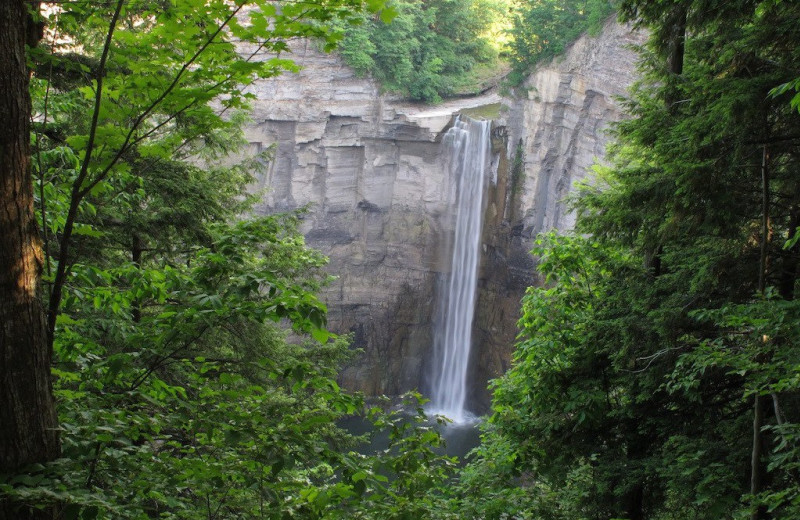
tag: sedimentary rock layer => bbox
[239,19,645,411]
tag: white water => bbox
[429,117,491,424]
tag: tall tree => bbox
[455,1,800,518]
[1,0,389,517]
[0,1,60,518]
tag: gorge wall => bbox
[239,18,645,412]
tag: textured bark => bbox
[666,6,687,77]
[0,1,60,518]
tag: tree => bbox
[0,2,60,518]
[1,1,395,517]
[457,1,800,518]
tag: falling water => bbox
[429,116,491,424]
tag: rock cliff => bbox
[238,19,645,412]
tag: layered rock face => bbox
[508,19,644,233]
[240,20,644,411]
[471,19,645,409]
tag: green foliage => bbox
[506,0,616,85]
[12,0,800,517]
[672,296,800,517]
[460,0,800,518]
[27,0,393,338]
[335,0,501,102]
[346,396,460,519]
[771,77,800,114]
[3,1,458,518]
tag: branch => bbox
[126,324,210,392]
[93,2,246,183]
[47,2,244,340]
[745,134,800,145]
[47,0,125,345]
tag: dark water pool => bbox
[339,413,482,464]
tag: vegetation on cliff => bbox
[335,0,618,100]
[334,0,506,103]
[506,0,616,85]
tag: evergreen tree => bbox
[458,1,800,518]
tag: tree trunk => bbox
[0,1,60,518]
[750,145,770,520]
[751,394,767,520]
[623,433,646,520]
[664,5,687,117]
[758,146,770,295]
[666,6,687,77]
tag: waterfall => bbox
[429,116,491,424]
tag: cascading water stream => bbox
[429,116,491,424]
